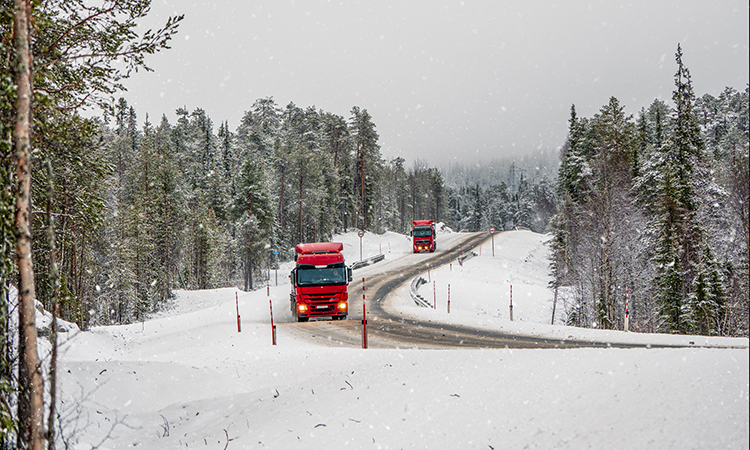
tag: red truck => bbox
[290,242,352,322]
[412,220,436,253]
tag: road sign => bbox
[358,229,365,238]
[489,227,496,235]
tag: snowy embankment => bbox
[28,228,748,449]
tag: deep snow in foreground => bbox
[45,229,748,449]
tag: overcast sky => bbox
[118,0,749,166]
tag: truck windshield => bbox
[296,265,347,286]
[413,227,433,237]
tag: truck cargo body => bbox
[290,242,352,322]
[412,220,436,253]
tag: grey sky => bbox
[118,0,749,166]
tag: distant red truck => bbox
[411,220,436,253]
[290,242,352,322]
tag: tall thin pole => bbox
[624,289,630,332]
[362,277,367,349]
[236,292,241,332]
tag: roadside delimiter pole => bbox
[269,298,276,345]
[433,280,436,310]
[509,284,514,321]
[362,277,368,349]
[447,284,451,314]
[624,289,630,332]
[236,291,241,332]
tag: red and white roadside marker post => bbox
[624,289,630,332]
[362,277,368,349]
[509,284,514,321]
[235,291,241,332]
[269,298,276,345]
[447,284,451,314]
[433,280,436,310]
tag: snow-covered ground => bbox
[44,229,748,449]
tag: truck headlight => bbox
[297,304,308,313]
[337,301,348,311]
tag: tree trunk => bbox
[298,170,303,243]
[279,165,285,232]
[14,0,46,448]
[245,230,252,291]
[46,161,59,450]
[360,145,365,230]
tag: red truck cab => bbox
[290,242,352,322]
[412,220,436,253]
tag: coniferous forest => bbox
[550,46,748,337]
[8,95,562,330]
[0,2,748,449]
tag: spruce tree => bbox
[349,106,381,231]
[234,159,273,291]
[640,45,724,334]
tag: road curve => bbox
[281,232,672,349]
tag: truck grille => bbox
[303,292,338,302]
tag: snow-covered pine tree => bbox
[466,184,485,232]
[380,157,408,233]
[150,116,184,304]
[549,105,594,327]
[589,96,638,329]
[484,182,511,231]
[530,178,557,233]
[320,112,351,234]
[350,106,381,231]
[235,97,281,280]
[233,158,273,291]
[513,175,535,231]
[283,103,323,244]
[640,45,724,334]
[103,100,141,324]
[694,86,749,336]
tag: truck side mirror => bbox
[347,267,353,282]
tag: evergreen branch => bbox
[48,4,118,55]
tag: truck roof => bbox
[412,220,434,227]
[295,242,344,255]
